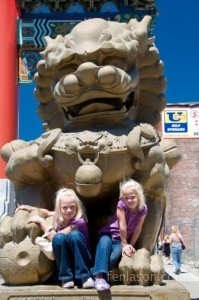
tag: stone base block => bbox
[0,279,190,300]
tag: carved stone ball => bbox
[75,164,103,197]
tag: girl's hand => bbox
[15,205,34,213]
[122,244,136,257]
[27,215,50,234]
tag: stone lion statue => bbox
[0,17,181,285]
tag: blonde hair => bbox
[54,188,86,225]
[172,225,180,234]
[119,179,146,210]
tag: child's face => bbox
[122,188,139,211]
[60,195,77,221]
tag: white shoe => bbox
[82,277,94,289]
[62,280,74,288]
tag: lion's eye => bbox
[58,65,78,79]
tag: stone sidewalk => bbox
[163,259,199,300]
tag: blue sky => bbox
[154,0,199,104]
[19,0,199,140]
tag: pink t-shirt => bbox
[99,200,147,241]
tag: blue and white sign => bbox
[162,107,199,138]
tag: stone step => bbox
[0,279,190,300]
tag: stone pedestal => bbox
[0,279,190,300]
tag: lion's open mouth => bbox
[62,94,134,119]
[54,62,137,121]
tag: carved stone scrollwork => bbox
[63,131,112,157]
[54,131,113,197]
[37,129,62,167]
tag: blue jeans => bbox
[93,234,122,277]
[52,231,92,281]
[171,246,182,270]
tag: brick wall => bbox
[164,138,199,263]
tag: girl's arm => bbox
[129,214,146,246]
[116,207,127,246]
[27,215,57,241]
[27,211,77,241]
[52,212,78,236]
[59,224,77,236]
[15,205,54,217]
[179,233,185,244]
[117,207,134,256]
[45,225,74,240]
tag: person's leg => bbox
[52,233,74,286]
[109,240,122,270]
[66,230,93,282]
[167,251,171,264]
[108,240,122,285]
[171,247,178,273]
[167,254,170,264]
[93,235,112,291]
[93,235,113,277]
[176,247,183,272]
[165,253,169,264]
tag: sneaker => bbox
[94,278,110,291]
[62,280,74,288]
[82,277,94,289]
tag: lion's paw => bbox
[110,248,165,286]
[0,210,55,285]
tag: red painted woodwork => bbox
[0,0,19,178]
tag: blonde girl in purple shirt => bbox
[16,188,94,289]
[93,179,148,291]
